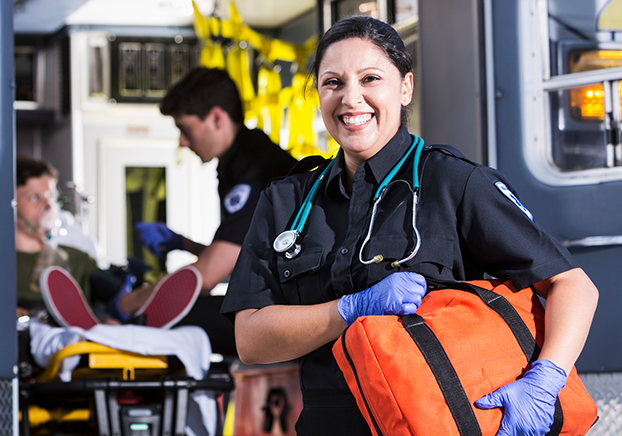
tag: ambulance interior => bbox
[12,1,417,435]
[13,0,417,282]
[12,0,622,434]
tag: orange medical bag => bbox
[333,279,598,436]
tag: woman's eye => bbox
[29,194,39,202]
[362,75,381,83]
[323,78,341,87]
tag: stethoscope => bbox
[273,134,425,268]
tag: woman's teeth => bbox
[341,114,372,126]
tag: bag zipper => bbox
[341,329,385,436]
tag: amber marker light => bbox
[568,49,622,121]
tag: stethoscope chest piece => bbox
[273,230,302,259]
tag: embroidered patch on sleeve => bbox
[494,181,534,221]
[224,184,252,214]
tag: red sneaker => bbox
[135,266,202,329]
[40,266,100,330]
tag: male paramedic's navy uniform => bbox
[213,125,297,245]
[221,125,578,436]
[176,125,296,357]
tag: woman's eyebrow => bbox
[319,66,384,79]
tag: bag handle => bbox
[425,278,540,362]
[403,279,563,436]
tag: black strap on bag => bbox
[402,279,564,436]
[402,314,482,436]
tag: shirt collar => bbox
[326,150,345,193]
[325,124,412,193]
[217,125,249,174]
[365,125,413,184]
[325,151,348,198]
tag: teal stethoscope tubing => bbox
[274,134,425,265]
[290,159,335,236]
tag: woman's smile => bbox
[340,113,373,127]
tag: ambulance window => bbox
[543,0,622,175]
[395,0,417,24]
[126,167,167,281]
[14,47,36,102]
[88,37,108,98]
[335,0,379,21]
[144,43,167,98]
[331,0,417,24]
[119,43,143,97]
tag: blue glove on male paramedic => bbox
[107,273,137,322]
[135,222,184,257]
[475,359,567,436]
[338,272,427,326]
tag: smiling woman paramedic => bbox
[221,16,599,436]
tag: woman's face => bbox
[317,37,413,165]
[16,175,59,236]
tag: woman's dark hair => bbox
[160,67,244,123]
[16,155,58,187]
[308,16,413,125]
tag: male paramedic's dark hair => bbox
[309,16,413,125]
[16,155,58,187]
[160,67,244,123]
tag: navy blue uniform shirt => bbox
[221,125,577,432]
[214,126,297,246]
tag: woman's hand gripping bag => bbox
[333,279,598,436]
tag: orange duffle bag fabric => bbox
[332,279,598,436]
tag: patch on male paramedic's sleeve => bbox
[494,181,533,221]
[224,184,252,214]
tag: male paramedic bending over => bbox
[117,67,297,317]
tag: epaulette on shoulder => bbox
[288,155,331,176]
[424,144,466,159]
[423,144,477,166]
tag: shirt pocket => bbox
[364,234,412,264]
[364,234,456,284]
[276,247,326,305]
[411,235,456,278]
[364,235,414,285]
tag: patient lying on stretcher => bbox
[15,155,201,328]
[18,283,217,436]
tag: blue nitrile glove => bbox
[475,359,568,436]
[337,272,427,326]
[107,273,136,322]
[135,222,183,257]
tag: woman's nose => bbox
[341,83,363,107]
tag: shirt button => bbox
[340,248,349,255]
[284,270,291,278]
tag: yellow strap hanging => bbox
[191,0,332,158]
[192,0,210,39]
[266,68,283,143]
[227,1,255,106]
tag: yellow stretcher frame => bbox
[37,341,169,383]
[20,341,234,436]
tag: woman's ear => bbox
[401,72,414,106]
